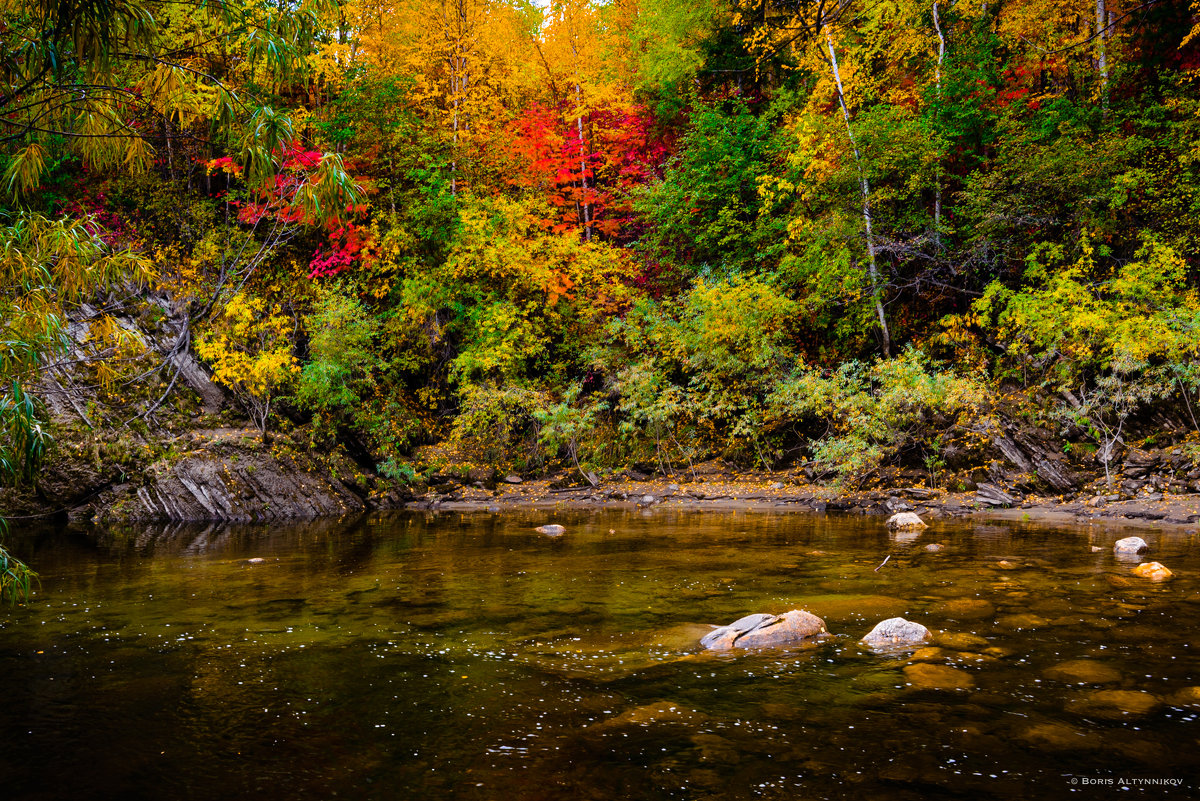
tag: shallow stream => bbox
[1,510,1197,799]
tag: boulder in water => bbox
[700,610,826,650]
[1113,536,1149,555]
[861,617,932,650]
[535,524,565,536]
[1131,561,1173,581]
[885,512,927,531]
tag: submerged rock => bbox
[1113,536,1149,555]
[1017,722,1103,752]
[1131,561,1173,581]
[535,524,565,536]
[933,631,990,651]
[861,617,932,650]
[902,663,975,690]
[932,599,995,620]
[798,594,909,624]
[589,702,709,732]
[1042,659,1122,685]
[1066,690,1161,720]
[700,610,826,650]
[996,613,1049,630]
[1166,686,1200,707]
[911,646,949,662]
[885,512,927,531]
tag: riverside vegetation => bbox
[4,0,1200,598]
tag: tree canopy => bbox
[2,0,1200,542]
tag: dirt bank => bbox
[410,472,1200,534]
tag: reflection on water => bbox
[1,510,1198,800]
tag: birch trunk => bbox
[163,113,175,182]
[1096,0,1109,113]
[570,20,591,241]
[932,0,946,238]
[824,28,890,356]
[574,81,591,241]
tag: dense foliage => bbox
[4,0,1200,538]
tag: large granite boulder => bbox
[700,610,827,650]
[861,617,932,650]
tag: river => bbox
[0,509,1196,799]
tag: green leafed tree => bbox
[0,0,363,603]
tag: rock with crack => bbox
[700,610,827,650]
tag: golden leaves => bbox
[195,293,299,426]
[2,143,47,201]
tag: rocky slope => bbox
[2,294,408,525]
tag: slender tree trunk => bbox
[824,27,890,357]
[574,82,591,241]
[932,0,946,239]
[163,113,176,181]
[450,54,459,196]
[570,27,591,241]
[1096,0,1109,113]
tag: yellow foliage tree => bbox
[194,293,300,437]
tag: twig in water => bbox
[874,554,891,573]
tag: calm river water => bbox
[0,509,1197,800]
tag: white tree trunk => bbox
[825,28,890,357]
[570,17,592,241]
[932,0,946,237]
[574,82,591,241]
[1096,0,1109,113]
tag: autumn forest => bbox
[3,0,1200,532]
